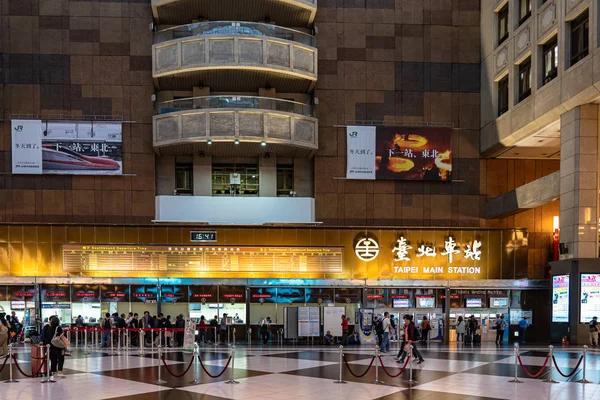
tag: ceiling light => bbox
[234,139,240,145]
[207,140,212,145]
[261,141,267,146]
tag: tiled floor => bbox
[2,343,600,399]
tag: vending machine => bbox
[357,308,376,344]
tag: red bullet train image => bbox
[42,144,120,171]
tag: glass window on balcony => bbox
[542,36,558,85]
[570,10,589,67]
[498,5,509,46]
[277,165,294,197]
[518,57,532,102]
[519,0,531,25]
[212,165,259,196]
[498,75,509,116]
[175,163,193,195]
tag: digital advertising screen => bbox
[490,298,508,308]
[416,296,435,308]
[466,298,482,308]
[392,298,410,308]
[581,274,600,323]
[552,275,569,323]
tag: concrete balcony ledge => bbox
[153,95,318,157]
[155,196,316,224]
[152,0,317,27]
[485,171,560,219]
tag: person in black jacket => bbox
[374,316,383,348]
[396,315,424,364]
[40,316,66,381]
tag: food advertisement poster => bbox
[552,275,569,323]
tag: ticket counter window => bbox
[42,303,72,325]
[71,303,101,324]
[0,301,29,323]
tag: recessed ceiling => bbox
[495,120,561,159]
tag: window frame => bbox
[175,163,193,195]
[570,10,589,67]
[542,36,558,85]
[498,75,509,116]
[211,164,259,197]
[276,165,294,197]
[519,0,532,25]
[518,57,532,102]
[498,5,509,46]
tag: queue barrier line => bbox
[517,355,549,379]
[161,355,195,378]
[12,356,46,378]
[342,355,375,378]
[378,355,411,378]
[0,356,10,374]
[552,355,584,378]
[198,355,232,379]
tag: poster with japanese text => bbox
[581,274,600,323]
[11,120,43,174]
[346,126,376,179]
[552,275,569,323]
[375,127,452,180]
[11,120,122,175]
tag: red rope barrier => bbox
[12,356,47,378]
[552,355,584,378]
[161,355,195,378]
[378,356,411,378]
[343,356,375,378]
[0,355,10,374]
[517,355,549,379]
[198,355,232,378]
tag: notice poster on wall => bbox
[298,306,320,337]
[11,120,123,175]
[552,275,570,323]
[346,126,452,181]
[581,274,600,323]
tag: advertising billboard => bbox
[346,126,452,181]
[581,274,600,323]
[11,120,122,175]
[552,275,569,323]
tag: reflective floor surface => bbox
[2,342,600,400]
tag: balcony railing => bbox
[155,21,315,47]
[156,95,315,118]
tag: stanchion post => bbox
[84,327,89,355]
[117,329,121,353]
[154,345,167,385]
[214,327,218,348]
[75,327,78,350]
[403,345,417,384]
[577,345,592,384]
[151,328,155,354]
[248,328,252,347]
[233,328,236,346]
[95,328,98,349]
[110,329,114,355]
[543,345,559,383]
[139,329,144,355]
[4,344,18,383]
[508,343,523,383]
[191,343,200,384]
[224,344,239,384]
[333,345,347,384]
[372,345,384,384]
[41,344,54,383]
[67,329,71,349]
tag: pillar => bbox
[193,155,212,196]
[559,104,599,259]
[259,155,277,197]
[293,159,313,197]
[156,156,176,195]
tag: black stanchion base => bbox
[4,379,18,383]
[333,380,347,384]
[224,380,240,384]
[508,378,523,383]
[577,379,592,384]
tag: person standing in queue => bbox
[380,312,391,353]
[261,316,270,346]
[495,314,507,345]
[518,316,529,344]
[341,315,349,346]
[220,313,228,345]
[41,316,66,381]
[455,316,465,344]
[197,315,207,345]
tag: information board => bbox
[581,274,600,323]
[323,306,346,337]
[552,275,570,323]
[298,306,320,337]
[63,245,343,274]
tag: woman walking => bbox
[41,316,66,381]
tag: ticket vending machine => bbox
[357,308,376,344]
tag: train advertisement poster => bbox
[346,126,452,181]
[11,120,122,175]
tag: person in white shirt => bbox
[381,312,391,353]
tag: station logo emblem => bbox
[354,237,379,262]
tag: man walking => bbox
[380,312,391,353]
[495,314,507,345]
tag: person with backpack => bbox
[468,315,478,342]
[374,316,383,348]
[495,314,507,345]
[101,313,112,348]
[396,315,424,364]
[175,315,185,346]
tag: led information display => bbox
[581,274,600,323]
[552,275,569,323]
[62,245,343,274]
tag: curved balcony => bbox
[153,95,318,157]
[153,21,317,92]
[151,0,317,28]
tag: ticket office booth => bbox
[3,286,36,326]
[130,285,158,318]
[40,284,72,325]
[449,290,509,342]
[71,284,101,324]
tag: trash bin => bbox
[30,344,48,376]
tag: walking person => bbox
[260,316,270,346]
[455,316,465,344]
[341,315,349,346]
[380,312,391,353]
[41,316,66,381]
[518,316,529,344]
[397,315,424,364]
[495,314,507,345]
[590,317,599,347]
[374,316,383,348]
[197,315,207,345]
[420,316,431,344]
[0,314,9,356]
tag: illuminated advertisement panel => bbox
[552,275,569,323]
[580,274,600,323]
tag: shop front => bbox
[0,224,551,343]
